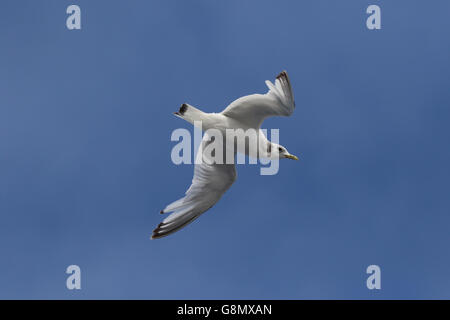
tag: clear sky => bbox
[1,0,450,299]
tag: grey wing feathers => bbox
[152,136,236,239]
[221,70,295,128]
[265,70,295,115]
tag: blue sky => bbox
[1,0,450,299]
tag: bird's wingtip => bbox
[151,223,165,240]
[276,70,288,80]
[150,233,159,240]
[173,103,189,117]
[179,103,188,115]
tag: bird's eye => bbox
[278,147,283,152]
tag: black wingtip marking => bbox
[160,210,164,214]
[277,70,286,79]
[179,103,188,115]
[276,70,287,79]
[275,70,294,107]
[151,232,160,240]
[151,223,166,240]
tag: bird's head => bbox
[271,143,299,160]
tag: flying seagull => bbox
[152,71,298,239]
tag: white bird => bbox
[152,71,298,239]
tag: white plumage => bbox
[152,71,297,239]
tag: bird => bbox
[152,71,298,239]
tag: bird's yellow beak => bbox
[285,154,299,160]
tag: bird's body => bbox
[152,71,298,239]
[176,108,274,160]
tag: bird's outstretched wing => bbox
[152,134,236,239]
[222,71,295,129]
